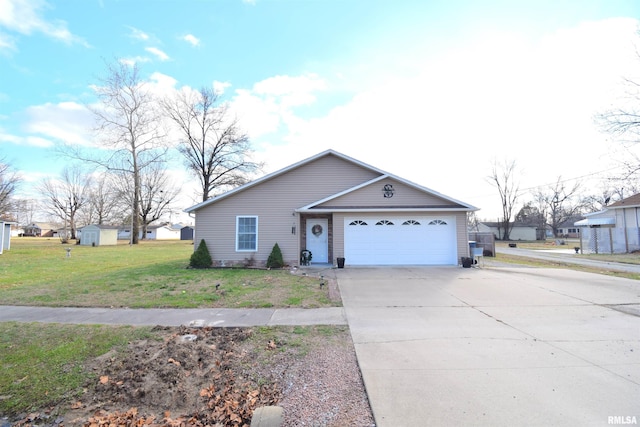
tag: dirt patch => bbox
[9,325,374,427]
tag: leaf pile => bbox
[67,326,281,426]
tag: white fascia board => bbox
[297,207,476,213]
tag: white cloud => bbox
[242,18,640,219]
[119,55,151,67]
[228,73,328,139]
[24,101,93,146]
[181,34,200,47]
[0,128,54,147]
[0,0,89,49]
[148,72,178,96]
[128,26,150,41]
[0,31,15,51]
[145,47,170,61]
[213,80,231,94]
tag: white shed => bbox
[80,225,118,246]
[0,221,14,254]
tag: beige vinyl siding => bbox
[455,212,469,262]
[194,154,381,265]
[316,178,462,208]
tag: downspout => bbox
[623,208,628,253]
[636,207,640,252]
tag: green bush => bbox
[266,243,284,269]
[190,239,213,268]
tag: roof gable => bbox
[607,193,640,209]
[186,150,385,213]
[185,149,477,213]
[305,175,474,211]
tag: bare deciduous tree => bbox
[534,177,583,238]
[138,163,180,237]
[86,61,167,243]
[488,159,520,240]
[112,161,179,239]
[515,202,546,240]
[0,158,21,217]
[83,174,120,225]
[37,166,92,240]
[162,86,262,202]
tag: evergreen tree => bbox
[266,243,284,268]
[190,239,212,268]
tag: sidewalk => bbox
[0,305,347,327]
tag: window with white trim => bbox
[428,219,447,225]
[376,220,394,225]
[402,220,421,225]
[236,216,258,251]
[349,220,368,226]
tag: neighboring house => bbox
[180,226,194,240]
[556,217,584,238]
[144,224,181,240]
[79,225,119,246]
[477,222,540,241]
[0,220,14,254]
[118,223,181,240]
[185,149,477,267]
[575,193,640,254]
[22,222,60,237]
[10,226,24,237]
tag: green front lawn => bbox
[0,238,335,308]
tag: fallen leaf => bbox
[168,357,181,366]
[267,340,277,350]
[71,401,83,409]
[99,376,109,384]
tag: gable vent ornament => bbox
[383,184,395,198]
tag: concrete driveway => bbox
[337,266,640,426]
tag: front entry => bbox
[306,218,328,263]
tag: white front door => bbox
[306,218,328,263]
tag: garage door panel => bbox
[344,216,457,265]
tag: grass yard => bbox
[0,322,157,415]
[0,238,336,308]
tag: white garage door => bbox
[344,216,457,265]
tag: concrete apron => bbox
[337,266,640,427]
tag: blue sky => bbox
[1,0,639,221]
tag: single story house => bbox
[184,149,477,267]
[575,193,640,254]
[477,222,540,241]
[118,223,181,240]
[78,225,119,246]
[555,217,584,238]
[22,222,60,237]
[0,220,14,254]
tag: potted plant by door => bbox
[336,257,345,268]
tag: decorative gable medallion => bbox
[382,184,394,198]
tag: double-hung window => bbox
[236,216,258,251]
